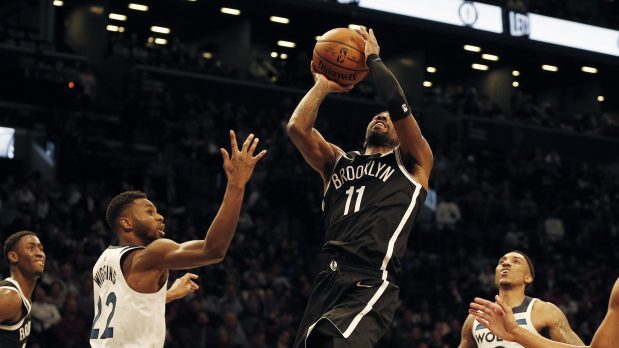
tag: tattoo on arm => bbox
[549,304,585,345]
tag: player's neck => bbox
[118,233,148,247]
[9,269,37,301]
[364,146,393,156]
[498,286,526,308]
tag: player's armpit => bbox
[0,289,23,323]
[458,314,478,348]
[542,302,585,345]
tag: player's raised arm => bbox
[286,63,349,187]
[135,130,267,270]
[536,301,585,345]
[356,27,433,189]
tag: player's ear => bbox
[524,274,533,285]
[7,250,18,263]
[119,216,133,231]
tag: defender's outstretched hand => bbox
[310,61,354,94]
[220,130,267,188]
[469,295,519,341]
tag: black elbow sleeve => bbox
[367,54,411,121]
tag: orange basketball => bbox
[312,28,368,87]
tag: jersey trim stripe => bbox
[341,279,390,338]
[379,176,422,273]
[0,316,26,331]
[323,152,346,197]
[394,146,423,187]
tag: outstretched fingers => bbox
[241,133,255,153]
[229,130,239,154]
[254,149,268,162]
[248,136,260,156]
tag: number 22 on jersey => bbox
[343,185,365,216]
[90,292,117,339]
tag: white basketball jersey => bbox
[472,296,539,348]
[90,246,167,348]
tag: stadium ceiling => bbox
[38,0,619,89]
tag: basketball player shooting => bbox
[90,131,266,348]
[287,27,433,348]
[469,277,619,348]
[459,251,583,348]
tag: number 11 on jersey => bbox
[343,185,365,216]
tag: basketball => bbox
[312,28,369,86]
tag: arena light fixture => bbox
[270,52,278,58]
[472,63,489,71]
[597,96,605,102]
[423,81,432,87]
[151,26,171,34]
[348,24,363,30]
[202,52,213,59]
[512,70,520,76]
[128,3,149,11]
[106,25,120,32]
[53,0,64,6]
[154,38,167,45]
[221,7,241,15]
[280,53,288,59]
[464,45,481,52]
[270,16,290,24]
[482,53,499,61]
[109,13,127,21]
[315,35,321,41]
[512,81,520,87]
[426,67,437,73]
[542,64,558,72]
[277,40,296,48]
[581,66,598,74]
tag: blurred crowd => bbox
[426,85,619,137]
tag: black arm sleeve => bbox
[366,54,411,121]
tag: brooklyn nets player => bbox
[459,251,583,348]
[0,231,45,348]
[288,27,433,347]
[90,131,266,348]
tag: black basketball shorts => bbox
[293,258,400,348]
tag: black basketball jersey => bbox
[322,146,427,276]
[0,278,32,348]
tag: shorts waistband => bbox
[322,256,396,283]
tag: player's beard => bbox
[365,129,397,148]
[134,221,158,244]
